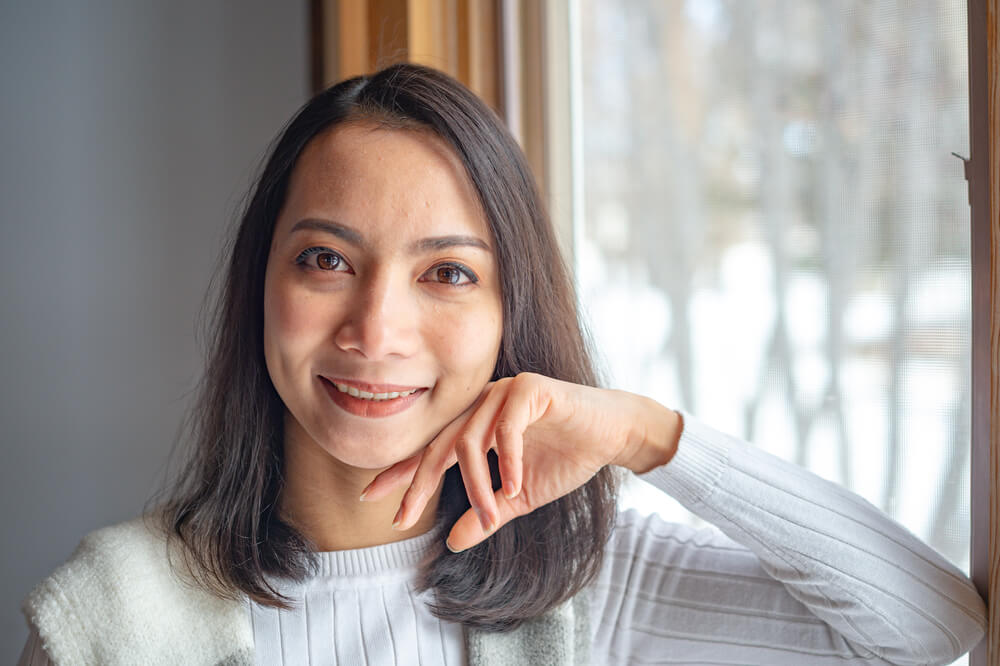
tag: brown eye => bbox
[420,263,479,287]
[435,266,462,284]
[317,253,341,270]
[419,262,477,286]
[295,247,350,273]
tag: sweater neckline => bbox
[311,528,440,578]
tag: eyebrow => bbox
[290,218,492,253]
[290,218,364,245]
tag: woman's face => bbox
[263,123,503,470]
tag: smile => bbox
[319,377,427,418]
[331,383,420,401]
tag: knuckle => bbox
[454,436,476,454]
[512,372,540,397]
[487,378,508,394]
[494,419,518,441]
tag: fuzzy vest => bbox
[22,517,589,665]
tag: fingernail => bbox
[446,539,464,553]
[359,487,371,502]
[392,505,404,530]
[503,480,517,499]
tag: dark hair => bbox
[151,63,620,632]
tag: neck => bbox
[278,419,443,552]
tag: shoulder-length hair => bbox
[152,63,619,632]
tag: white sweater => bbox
[19,415,986,665]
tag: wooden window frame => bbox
[969,1,998,663]
[310,0,502,113]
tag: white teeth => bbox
[333,382,418,401]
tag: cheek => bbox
[434,305,502,378]
[263,275,325,374]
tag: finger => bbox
[360,452,421,502]
[446,487,527,553]
[395,446,458,532]
[492,387,534,500]
[450,382,513,533]
[457,429,500,534]
[395,407,475,531]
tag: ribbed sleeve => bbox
[592,411,987,665]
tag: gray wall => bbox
[0,2,310,660]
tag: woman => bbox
[19,63,985,665]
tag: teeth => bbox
[333,382,418,401]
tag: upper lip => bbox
[320,376,427,393]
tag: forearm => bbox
[634,412,985,664]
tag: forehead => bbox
[278,122,490,240]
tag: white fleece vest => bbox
[22,517,589,666]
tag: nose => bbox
[333,270,419,360]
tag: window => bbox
[572,6,973,663]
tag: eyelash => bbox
[293,247,479,286]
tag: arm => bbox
[614,408,985,664]
[366,374,986,663]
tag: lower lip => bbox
[320,377,426,418]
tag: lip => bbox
[319,376,427,418]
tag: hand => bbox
[359,372,682,552]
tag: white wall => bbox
[0,2,310,660]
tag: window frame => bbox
[967,1,997,663]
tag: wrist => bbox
[615,397,683,474]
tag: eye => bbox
[421,262,478,286]
[295,247,352,272]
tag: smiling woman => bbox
[17,64,987,665]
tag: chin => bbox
[315,429,424,471]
